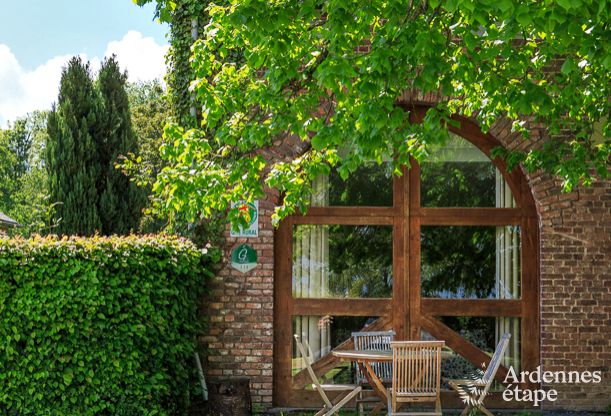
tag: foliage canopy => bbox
[0,111,54,236]
[138,0,610,225]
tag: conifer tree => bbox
[97,55,143,234]
[46,57,102,236]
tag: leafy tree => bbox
[125,80,170,191]
[0,111,55,236]
[4,117,35,180]
[97,56,144,235]
[0,132,17,213]
[46,57,102,236]
[137,0,610,228]
[120,80,226,245]
[123,80,172,232]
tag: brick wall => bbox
[488,116,611,412]
[201,195,276,408]
[199,138,306,408]
[199,102,610,411]
[535,180,610,411]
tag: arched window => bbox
[273,108,539,407]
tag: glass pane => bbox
[421,134,515,207]
[292,315,380,384]
[310,162,393,207]
[423,316,521,389]
[293,225,392,298]
[421,226,521,299]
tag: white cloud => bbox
[105,31,169,83]
[0,31,168,128]
[0,45,71,127]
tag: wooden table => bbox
[332,349,392,415]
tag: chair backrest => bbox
[294,334,333,408]
[390,341,444,401]
[479,333,511,399]
[352,330,395,384]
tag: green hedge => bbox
[0,235,215,415]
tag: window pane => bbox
[292,315,380,384]
[293,225,393,298]
[311,162,393,207]
[421,226,521,299]
[421,134,515,207]
[423,316,521,388]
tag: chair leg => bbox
[435,396,442,415]
[325,387,362,416]
[460,405,472,416]
[357,389,364,416]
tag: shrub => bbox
[0,235,216,415]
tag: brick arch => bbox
[203,96,609,411]
[268,100,545,408]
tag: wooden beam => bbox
[420,315,509,384]
[293,298,391,316]
[408,161,420,340]
[393,165,408,339]
[421,299,523,317]
[290,215,394,225]
[297,206,398,217]
[521,216,540,388]
[417,208,522,225]
[273,219,293,406]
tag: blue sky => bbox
[0,0,169,127]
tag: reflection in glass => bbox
[421,134,515,207]
[421,226,521,299]
[423,316,521,389]
[292,315,380,384]
[293,225,392,299]
[310,163,393,207]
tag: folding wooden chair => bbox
[447,333,511,416]
[387,340,445,416]
[294,334,362,416]
[352,330,395,414]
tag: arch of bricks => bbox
[199,93,610,411]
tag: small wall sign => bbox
[230,244,257,273]
[230,201,259,237]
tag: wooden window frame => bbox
[273,106,540,407]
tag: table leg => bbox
[358,362,388,416]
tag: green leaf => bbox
[497,0,514,14]
[311,134,327,151]
[63,370,74,386]
[443,0,459,12]
[561,58,578,75]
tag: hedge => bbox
[0,235,216,416]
